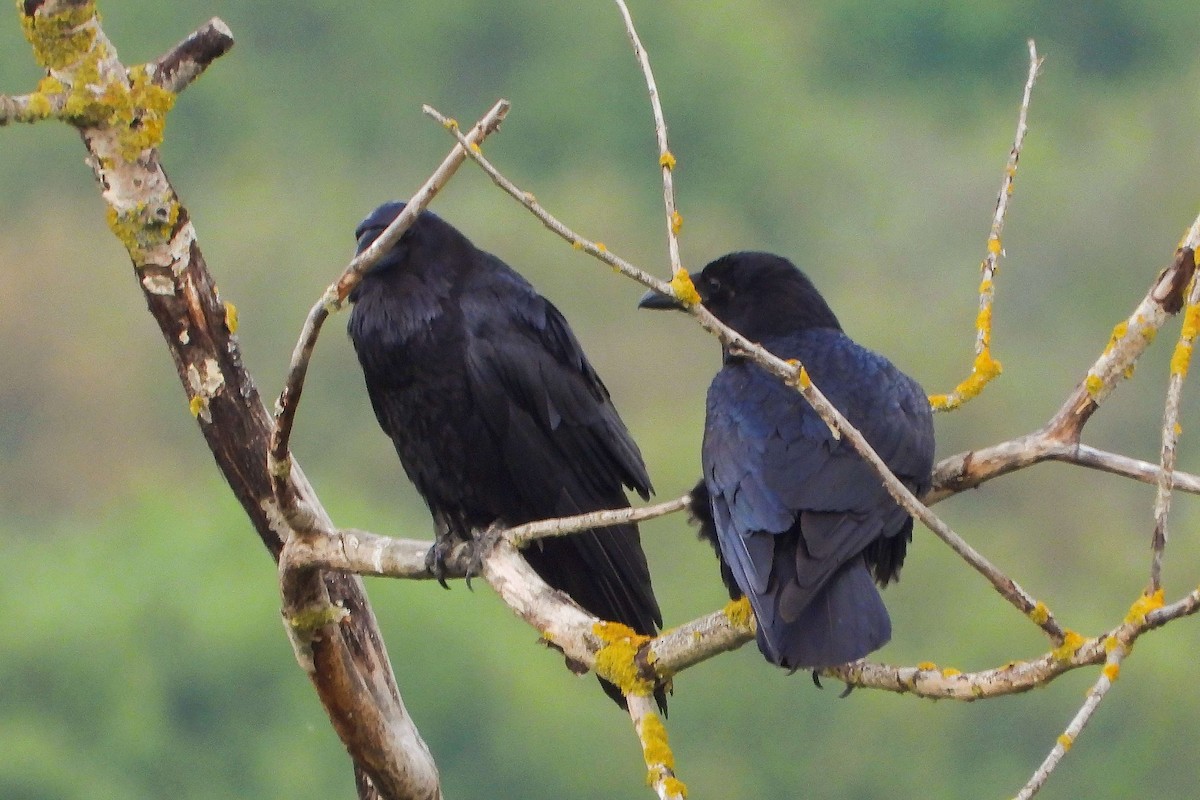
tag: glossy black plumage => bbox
[643,252,934,670]
[348,202,663,709]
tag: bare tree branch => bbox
[7,5,441,798]
[613,0,684,278]
[145,17,235,93]
[930,40,1041,412]
[1149,267,1200,590]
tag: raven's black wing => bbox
[460,257,662,639]
[702,328,933,668]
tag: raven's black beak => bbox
[637,289,684,311]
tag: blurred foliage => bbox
[3,1,1200,799]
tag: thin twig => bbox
[269,100,511,516]
[421,104,673,297]
[1011,588,1170,800]
[506,495,691,547]
[283,497,691,581]
[1013,643,1128,800]
[1066,444,1200,494]
[1149,266,1200,591]
[927,437,1200,506]
[930,41,1041,412]
[612,0,684,277]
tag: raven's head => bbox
[638,251,842,339]
[354,200,414,272]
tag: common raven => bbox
[640,252,934,670]
[348,201,664,709]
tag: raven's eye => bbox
[704,276,729,300]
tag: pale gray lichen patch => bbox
[141,272,174,296]
[186,357,225,422]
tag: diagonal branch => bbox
[627,694,687,800]
[269,100,511,521]
[1046,243,1198,442]
[1148,265,1200,591]
[145,17,235,93]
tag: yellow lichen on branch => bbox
[593,621,656,697]
[1169,301,1200,377]
[929,269,1003,411]
[929,349,1003,411]
[1051,630,1086,662]
[105,200,181,260]
[667,268,700,307]
[18,0,99,71]
[1125,589,1164,625]
[18,1,177,159]
[636,712,687,798]
[670,210,683,235]
[722,596,755,631]
[106,64,177,159]
[783,360,813,391]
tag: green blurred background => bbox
[3,2,1200,798]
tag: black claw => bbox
[425,538,453,590]
[464,523,502,590]
[811,671,823,689]
[838,683,855,699]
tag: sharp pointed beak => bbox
[637,289,685,310]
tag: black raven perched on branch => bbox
[348,201,664,710]
[640,252,934,670]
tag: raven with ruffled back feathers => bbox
[640,252,934,670]
[348,202,664,709]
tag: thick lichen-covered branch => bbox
[7,5,442,798]
[930,41,1041,412]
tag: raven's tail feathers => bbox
[759,558,891,671]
